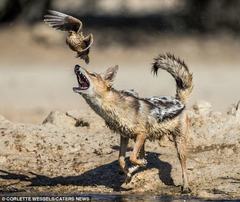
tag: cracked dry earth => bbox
[0,101,240,200]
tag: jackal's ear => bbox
[103,65,119,86]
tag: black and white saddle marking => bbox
[121,90,185,122]
[145,96,185,121]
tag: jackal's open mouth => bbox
[73,65,90,92]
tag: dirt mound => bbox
[0,102,240,199]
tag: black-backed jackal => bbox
[73,53,193,193]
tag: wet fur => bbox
[75,53,193,192]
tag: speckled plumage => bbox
[44,10,93,64]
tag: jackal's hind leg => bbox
[130,134,147,166]
[174,134,191,193]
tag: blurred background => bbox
[0,0,240,123]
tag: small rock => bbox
[42,111,76,128]
[227,100,240,119]
[193,101,212,116]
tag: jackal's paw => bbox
[181,186,191,194]
[130,158,147,167]
[141,159,148,167]
[136,159,147,167]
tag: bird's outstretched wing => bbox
[44,10,82,32]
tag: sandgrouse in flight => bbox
[44,10,93,64]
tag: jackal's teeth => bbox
[74,68,90,91]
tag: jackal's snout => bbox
[73,65,90,93]
[74,64,80,74]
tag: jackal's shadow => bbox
[0,152,174,191]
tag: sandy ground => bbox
[0,102,240,199]
[0,25,240,199]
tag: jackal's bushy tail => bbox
[152,53,193,104]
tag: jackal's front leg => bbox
[127,143,146,178]
[130,134,147,166]
[118,136,129,176]
[125,142,146,182]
